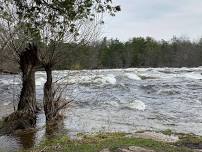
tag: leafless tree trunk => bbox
[0,22,40,130]
[0,44,39,133]
[43,64,70,122]
[43,65,54,121]
[18,44,39,114]
[39,16,102,123]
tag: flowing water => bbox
[1,67,202,151]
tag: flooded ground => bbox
[1,67,202,151]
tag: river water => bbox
[1,67,202,151]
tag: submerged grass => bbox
[26,132,193,152]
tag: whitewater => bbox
[1,67,202,151]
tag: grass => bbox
[176,134,202,149]
[161,129,173,136]
[160,129,202,149]
[25,132,194,152]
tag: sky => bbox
[103,0,202,41]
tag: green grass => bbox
[161,129,173,136]
[176,134,202,149]
[160,130,202,149]
[26,132,193,152]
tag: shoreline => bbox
[23,131,202,152]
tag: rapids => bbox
[1,67,202,151]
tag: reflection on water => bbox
[0,135,20,152]
[16,130,36,149]
[45,117,65,136]
[0,114,66,152]
[0,131,36,152]
[0,114,43,152]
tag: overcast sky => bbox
[103,0,202,41]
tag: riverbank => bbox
[23,131,202,152]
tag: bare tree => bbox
[0,0,120,130]
[0,2,41,129]
[39,16,103,122]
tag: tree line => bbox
[53,36,202,70]
[1,36,202,73]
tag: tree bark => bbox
[43,65,55,121]
[18,44,38,114]
[0,44,40,132]
[18,66,37,112]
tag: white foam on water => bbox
[57,73,117,85]
[157,89,179,96]
[125,73,141,80]
[103,74,117,85]
[75,75,92,84]
[0,79,10,85]
[3,102,11,106]
[183,72,202,80]
[58,76,77,84]
[0,78,20,85]
[194,99,201,104]
[104,100,120,107]
[123,100,146,111]
[91,76,103,84]
[36,77,46,86]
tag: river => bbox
[1,67,202,151]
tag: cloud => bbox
[103,0,202,41]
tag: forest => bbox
[2,36,202,73]
[54,36,202,69]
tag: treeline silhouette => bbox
[1,36,202,72]
[56,36,202,70]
